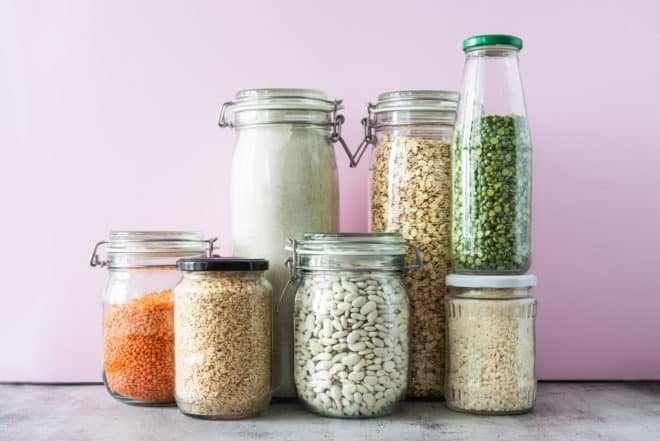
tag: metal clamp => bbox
[403,241,423,271]
[90,240,109,267]
[350,103,376,168]
[276,239,300,313]
[330,100,359,167]
[217,101,234,128]
[89,237,218,268]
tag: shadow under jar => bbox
[445,274,538,415]
[285,233,420,418]
[174,258,272,419]
[452,35,533,274]
[90,231,214,406]
[355,90,459,399]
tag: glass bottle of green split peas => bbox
[452,34,533,274]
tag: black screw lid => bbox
[176,257,269,272]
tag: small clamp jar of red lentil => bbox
[90,231,215,405]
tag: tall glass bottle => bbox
[452,35,533,274]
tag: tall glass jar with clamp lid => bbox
[218,89,354,397]
[352,91,459,399]
[90,231,215,405]
[283,233,421,418]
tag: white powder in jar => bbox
[231,123,339,397]
[445,288,537,414]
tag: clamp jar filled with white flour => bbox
[284,233,420,418]
[218,89,352,397]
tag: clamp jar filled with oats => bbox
[445,274,537,415]
[174,258,272,419]
[90,231,215,406]
[353,90,458,399]
[285,233,419,418]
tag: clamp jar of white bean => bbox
[174,258,272,419]
[445,274,538,415]
[285,233,420,418]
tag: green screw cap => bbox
[462,34,523,51]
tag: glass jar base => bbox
[176,400,268,420]
[301,400,401,419]
[405,395,446,402]
[103,372,175,407]
[446,402,534,416]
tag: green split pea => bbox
[451,114,531,273]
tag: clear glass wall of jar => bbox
[174,258,272,419]
[452,35,533,274]
[285,233,420,418]
[219,89,353,397]
[90,231,214,405]
[445,274,537,415]
[354,90,458,399]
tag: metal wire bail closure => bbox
[217,101,234,128]
[350,103,375,168]
[330,99,358,167]
[404,241,423,271]
[276,238,299,313]
[90,241,109,267]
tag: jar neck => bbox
[450,287,532,299]
[298,254,405,272]
[456,44,526,121]
[465,45,520,58]
[107,251,205,269]
[373,110,456,128]
[181,271,264,280]
[374,124,455,139]
[234,109,332,128]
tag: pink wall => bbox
[1,0,659,382]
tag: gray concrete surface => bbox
[0,382,658,441]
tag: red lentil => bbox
[104,289,174,402]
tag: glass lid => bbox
[90,231,216,269]
[293,232,407,256]
[106,231,210,254]
[372,90,459,113]
[285,233,421,272]
[230,88,338,113]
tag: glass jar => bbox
[90,231,214,405]
[174,258,272,419]
[445,274,537,415]
[219,89,352,397]
[354,90,458,399]
[285,233,419,418]
[452,35,533,273]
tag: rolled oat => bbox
[370,133,451,397]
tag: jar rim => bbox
[446,274,537,288]
[177,257,269,272]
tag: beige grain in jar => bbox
[445,274,537,415]
[174,258,272,419]
[358,90,458,398]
